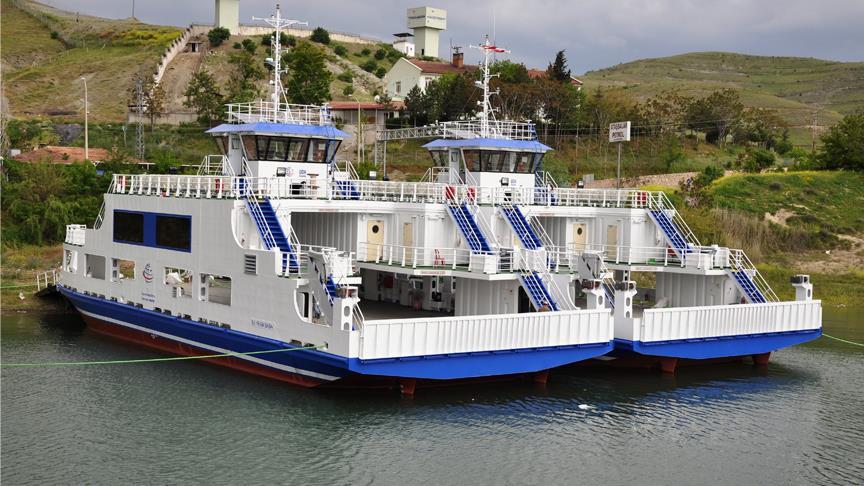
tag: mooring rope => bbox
[822,333,864,348]
[1,344,325,368]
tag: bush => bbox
[334,45,348,57]
[342,85,354,96]
[740,148,776,173]
[207,27,230,47]
[310,27,330,44]
[360,60,378,73]
[374,48,387,60]
[232,42,242,49]
[50,31,60,40]
[337,71,353,83]
[375,67,387,78]
[241,38,257,54]
[360,48,371,56]
[819,113,864,171]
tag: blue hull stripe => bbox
[60,287,613,380]
[614,329,822,360]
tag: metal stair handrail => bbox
[729,249,779,302]
[647,192,701,247]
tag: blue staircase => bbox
[334,180,360,200]
[324,275,338,304]
[520,272,560,311]
[728,270,767,304]
[448,202,492,253]
[246,197,300,273]
[649,209,690,258]
[602,282,615,308]
[501,205,543,250]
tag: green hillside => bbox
[1,0,180,122]
[580,52,864,142]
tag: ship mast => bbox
[253,4,307,121]
[470,36,509,138]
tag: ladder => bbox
[447,200,492,253]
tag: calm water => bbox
[2,308,863,485]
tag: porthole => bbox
[577,227,583,235]
[372,225,380,234]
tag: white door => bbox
[606,225,619,259]
[367,220,385,261]
[572,223,587,251]
[403,222,414,262]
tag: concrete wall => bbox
[231,25,379,45]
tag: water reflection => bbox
[2,309,863,485]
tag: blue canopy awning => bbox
[206,122,349,140]
[422,138,551,152]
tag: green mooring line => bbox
[822,333,864,348]
[1,344,325,369]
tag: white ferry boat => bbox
[58,7,821,393]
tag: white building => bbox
[215,0,240,35]
[407,6,446,58]
[392,33,416,58]
[384,53,475,101]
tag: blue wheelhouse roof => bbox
[206,122,349,140]
[422,138,551,152]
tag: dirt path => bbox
[160,39,205,112]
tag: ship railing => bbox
[226,101,332,126]
[439,120,537,140]
[110,173,691,212]
[36,269,58,292]
[357,242,476,271]
[197,154,233,176]
[546,244,733,271]
[729,248,780,302]
[93,177,116,229]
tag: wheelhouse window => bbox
[463,150,480,172]
[114,211,144,244]
[155,215,191,252]
[462,150,539,173]
[308,140,328,162]
[429,150,447,167]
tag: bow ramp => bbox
[245,195,300,273]
[447,201,492,253]
[501,204,543,250]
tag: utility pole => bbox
[135,78,145,161]
[811,111,818,153]
[80,77,89,161]
[350,94,362,165]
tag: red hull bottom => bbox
[579,355,746,372]
[82,314,542,395]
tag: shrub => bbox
[360,60,378,73]
[360,48,371,56]
[337,71,353,83]
[342,85,354,96]
[50,31,60,40]
[333,44,348,57]
[741,148,775,173]
[232,41,242,49]
[375,67,387,78]
[241,38,257,54]
[207,27,230,47]
[374,48,387,60]
[310,27,330,44]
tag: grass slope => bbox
[580,52,864,142]
[1,0,180,122]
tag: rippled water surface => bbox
[2,309,863,485]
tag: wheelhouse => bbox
[423,137,551,188]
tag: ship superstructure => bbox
[59,10,821,393]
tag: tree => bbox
[334,44,348,57]
[184,70,224,124]
[818,113,864,171]
[129,75,166,127]
[207,27,230,47]
[546,50,571,83]
[374,48,387,60]
[226,51,264,102]
[686,89,744,145]
[310,27,330,44]
[285,41,332,104]
[733,107,785,149]
[241,38,257,54]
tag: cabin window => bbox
[114,211,144,244]
[267,137,288,160]
[215,137,228,155]
[155,215,191,252]
[463,150,480,172]
[429,150,447,167]
[64,249,78,274]
[85,254,106,280]
[287,139,309,161]
[201,273,231,306]
[325,140,341,163]
[242,135,257,162]
[165,267,193,298]
[309,140,328,162]
[111,258,135,282]
[481,151,505,172]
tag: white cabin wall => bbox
[291,212,358,252]
[455,278,519,316]
[656,273,739,307]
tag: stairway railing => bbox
[729,249,779,302]
[647,192,701,247]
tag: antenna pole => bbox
[470,36,509,138]
[253,4,307,121]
